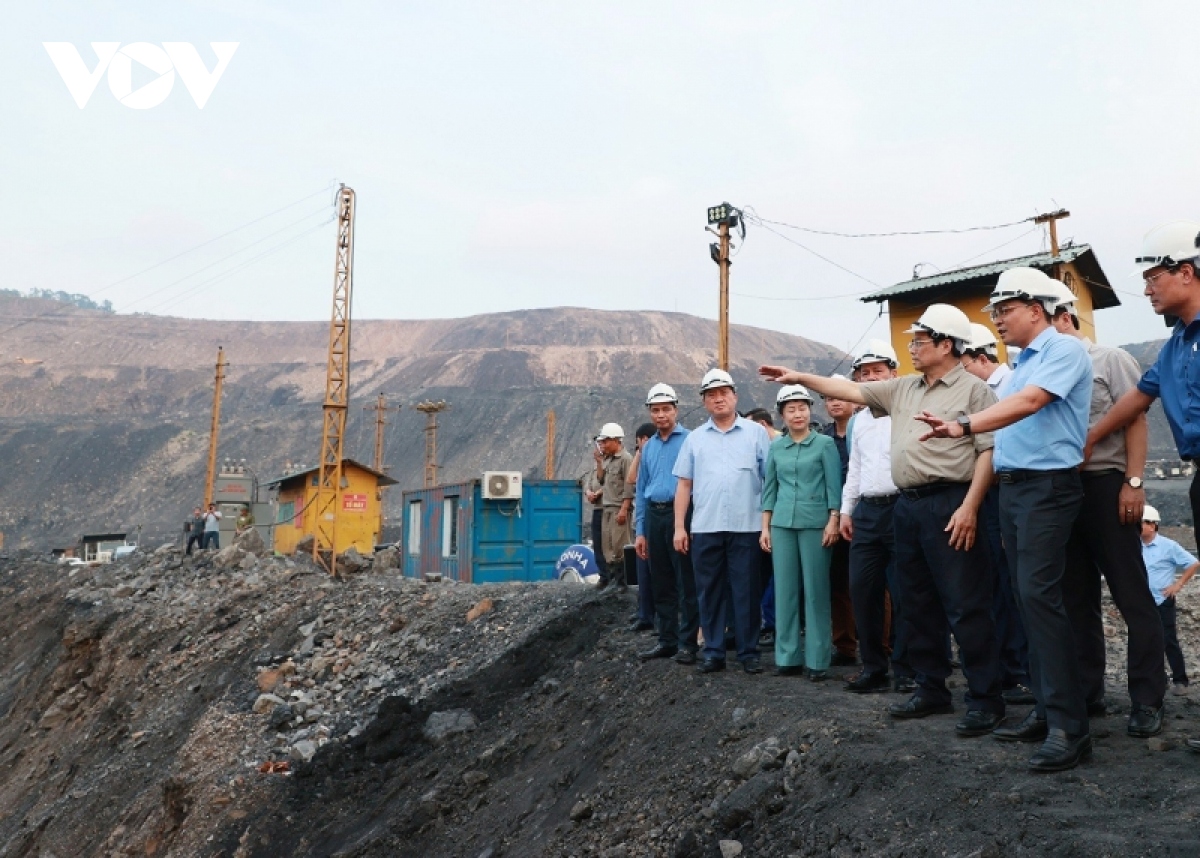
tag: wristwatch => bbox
[1125,476,1144,489]
[956,415,973,437]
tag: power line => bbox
[740,212,884,288]
[945,226,1041,270]
[745,212,1033,239]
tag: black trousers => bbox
[691,532,762,663]
[1064,470,1167,708]
[893,485,1002,714]
[645,505,699,651]
[982,487,1029,688]
[849,498,912,679]
[999,470,1087,736]
[1157,598,1189,685]
[185,534,201,555]
[591,508,608,579]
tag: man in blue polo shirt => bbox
[1140,505,1198,694]
[917,267,1094,773]
[633,383,699,664]
[673,369,771,674]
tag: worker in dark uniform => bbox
[918,267,1093,773]
[1046,283,1167,739]
[761,303,1004,739]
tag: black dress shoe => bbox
[888,695,953,719]
[1087,698,1107,717]
[638,644,677,661]
[759,629,775,647]
[807,669,828,683]
[893,676,917,694]
[955,710,1002,737]
[628,621,655,633]
[673,649,697,665]
[774,664,804,677]
[1127,704,1164,738]
[724,636,737,651]
[992,709,1048,742]
[1002,684,1036,705]
[1028,729,1092,773]
[830,652,858,667]
[742,659,764,675]
[845,671,890,694]
[697,658,726,673]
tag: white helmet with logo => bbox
[645,383,679,406]
[1134,222,1200,273]
[904,303,972,346]
[966,322,999,355]
[775,384,814,412]
[983,267,1063,316]
[699,368,736,394]
[852,339,899,370]
[595,422,624,441]
[1143,504,1161,524]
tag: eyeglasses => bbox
[988,303,1026,323]
[1143,268,1177,290]
[907,338,934,350]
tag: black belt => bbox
[648,501,674,510]
[1080,468,1122,480]
[996,467,1075,484]
[899,482,963,500]
[859,493,898,506]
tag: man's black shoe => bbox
[807,669,828,682]
[673,649,697,665]
[697,658,726,674]
[724,636,737,651]
[628,621,655,633]
[742,658,764,675]
[992,709,1048,742]
[1127,704,1164,738]
[1087,699,1108,718]
[888,695,953,719]
[831,652,858,667]
[845,671,890,694]
[1028,729,1092,773]
[759,629,775,647]
[638,644,677,661]
[1002,684,1036,706]
[955,710,1002,737]
[892,676,917,693]
[774,664,804,677]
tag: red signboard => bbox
[342,493,368,512]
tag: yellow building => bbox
[862,244,1119,374]
[266,458,397,556]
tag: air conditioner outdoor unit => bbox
[482,471,522,500]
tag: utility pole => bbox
[707,202,741,371]
[204,346,227,507]
[365,392,400,539]
[415,400,449,488]
[314,185,356,577]
[545,409,556,480]
[1034,209,1071,281]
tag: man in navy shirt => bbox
[634,383,699,664]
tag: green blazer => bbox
[761,431,842,530]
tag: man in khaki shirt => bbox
[761,303,1004,738]
[595,422,635,589]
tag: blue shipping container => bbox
[401,480,583,583]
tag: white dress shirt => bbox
[840,408,898,517]
[987,361,1012,394]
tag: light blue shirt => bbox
[634,424,689,538]
[993,327,1092,471]
[672,415,769,534]
[1142,533,1198,606]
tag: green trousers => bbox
[772,525,832,670]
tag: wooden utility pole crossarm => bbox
[1033,209,1071,258]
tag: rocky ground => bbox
[3,538,1200,858]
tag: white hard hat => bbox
[775,384,814,412]
[983,267,1063,315]
[699,368,736,394]
[853,339,899,369]
[1143,504,1161,524]
[1046,280,1078,315]
[903,303,972,345]
[966,322,999,354]
[645,383,679,406]
[595,422,625,440]
[1134,222,1200,274]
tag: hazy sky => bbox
[5,2,1200,352]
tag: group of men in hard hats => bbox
[587,221,1200,773]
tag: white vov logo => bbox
[44,42,239,109]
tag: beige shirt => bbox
[1082,339,1141,472]
[859,363,997,488]
[598,450,635,507]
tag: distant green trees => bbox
[5,288,114,313]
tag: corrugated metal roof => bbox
[862,244,1119,309]
[263,457,398,488]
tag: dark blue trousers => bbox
[982,487,1029,689]
[999,470,1087,736]
[645,505,699,651]
[635,555,654,624]
[691,531,761,663]
[893,485,1003,714]
[849,498,913,679]
[591,508,608,579]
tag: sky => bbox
[5,2,1200,352]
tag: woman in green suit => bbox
[760,384,843,680]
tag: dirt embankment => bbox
[2,547,1200,858]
